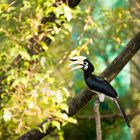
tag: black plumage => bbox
[84,74,117,98]
[69,56,130,127]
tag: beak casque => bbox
[68,56,87,71]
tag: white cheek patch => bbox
[84,64,88,70]
[83,62,88,70]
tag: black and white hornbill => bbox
[69,56,130,127]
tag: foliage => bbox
[0,0,77,139]
[0,0,140,140]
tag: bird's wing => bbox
[86,76,130,127]
[86,75,118,98]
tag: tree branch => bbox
[94,99,102,140]
[101,31,140,82]
[18,31,140,140]
[77,110,140,120]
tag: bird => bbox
[68,56,130,127]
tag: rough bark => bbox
[101,30,140,81]
[18,31,140,140]
[94,99,102,140]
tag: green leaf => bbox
[42,122,50,133]
[63,23,72,32]
[67,117,77,124]
[52,121,61,130]
[40,56,46,67]
[64,6,72,21]
[19,48,31,61]
[41,42,48,51]
[34,126,43,133]
[3,110,12,121]
[60,103,68,113]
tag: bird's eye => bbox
[83,61,88,70]
[84,61,88,65]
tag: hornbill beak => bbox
[68,56,86,71]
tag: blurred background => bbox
[0,0,140,139]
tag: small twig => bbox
[93,99,102,140]
[77,110,140,120]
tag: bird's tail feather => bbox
[114,98,130,127]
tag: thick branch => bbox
[18,31,140,140]
[101,31,140,81]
